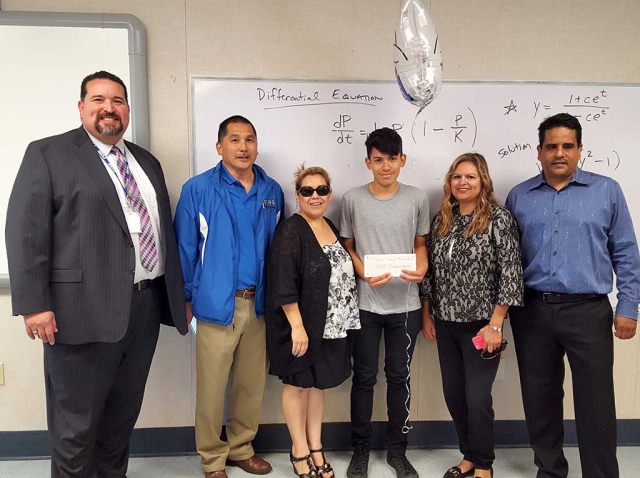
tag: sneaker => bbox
[346,446,370,478]
[387,453,419,478]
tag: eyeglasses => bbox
[297,185,331,197]
[481,339,508,360]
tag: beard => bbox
[95,114,123,137]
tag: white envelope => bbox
[364,254,416,277]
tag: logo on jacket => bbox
[262,199,276,209]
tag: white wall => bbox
[1,0,639,432]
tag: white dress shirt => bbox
[87,131,165,283]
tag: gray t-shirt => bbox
[339,182,430,314]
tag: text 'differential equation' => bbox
[256,87,383,109]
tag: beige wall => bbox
[1,0,640,432]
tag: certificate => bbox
[364,254,416,278]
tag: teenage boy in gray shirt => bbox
[340,128,430,478]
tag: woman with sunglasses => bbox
[266,165,360,478]
[420,153,523,478]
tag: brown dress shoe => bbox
[204,471,228,478]
[226,455,272,475]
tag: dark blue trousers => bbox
[510,296,618,478]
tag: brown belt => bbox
[236,287,256,299]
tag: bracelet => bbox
[489,324,502,333]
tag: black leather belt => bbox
[525,288,604,304]
[133,278,157,290]
[236,287,256,299]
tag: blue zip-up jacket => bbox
[174,161,284,325]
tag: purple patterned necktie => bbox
[111,146,158,272]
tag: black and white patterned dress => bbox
[321,241,360,338]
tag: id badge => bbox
[124,207,142,234]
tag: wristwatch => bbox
[489,324,502,333]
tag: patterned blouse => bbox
[321,241,361,338]
[420,205,524,322]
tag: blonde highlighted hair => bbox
[294,163,331,190]
[437,152,499,239]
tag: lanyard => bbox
[93,144,132,199]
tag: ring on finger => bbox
[33,330,39,336]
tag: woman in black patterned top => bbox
[420,153,523,478]
[266,165,360,478]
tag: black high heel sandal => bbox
[289,452,318,478]
[309,448,334,478]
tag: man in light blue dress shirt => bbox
[506,113,640,478]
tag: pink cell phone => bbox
[472,335,484,350]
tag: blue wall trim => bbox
[1,420,639,460]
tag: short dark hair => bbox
[538,113,582,146]
[365,127,403,158]
[80,71,128,103]
[217,115,257,143]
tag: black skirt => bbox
[279,337,351,390]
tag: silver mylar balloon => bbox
[394,0,443,112]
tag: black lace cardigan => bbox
[265,213,349,376]
[420,205,524,322]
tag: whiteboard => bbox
[191,78,640,233]
[0,12,150,287]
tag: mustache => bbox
[99,113,121,121]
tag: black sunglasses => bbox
[297,185,331,197]
[481,339,508,360]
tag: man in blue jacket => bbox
[174,115,284,478]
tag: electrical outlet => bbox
[0,363,4,386]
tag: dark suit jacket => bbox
[6,127,188,344]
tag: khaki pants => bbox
[195,297,267,472]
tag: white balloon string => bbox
[410,105,427,143]
[401,106,426,435]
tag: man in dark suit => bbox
[5,70,188,478]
